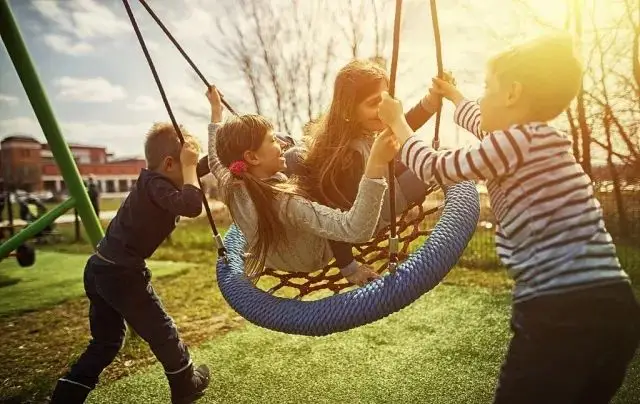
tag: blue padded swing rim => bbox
[216,181,480,336]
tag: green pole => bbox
[0,197,75,259]
[0,0,104,247]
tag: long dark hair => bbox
[216,114,304,278]
[303,59,388,209]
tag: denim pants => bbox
[64,255,190,389]
[493,282,640,404]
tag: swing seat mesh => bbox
[216,181,480,336]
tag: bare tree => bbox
[200,0,345,133]
[473,0,639,241]
[572,0,594,177]
[192,0,403,134]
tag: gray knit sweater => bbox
[208,123,387,273]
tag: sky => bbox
[0,0,570,159]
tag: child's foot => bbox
[50,378,92,404]
[167,363,210,404]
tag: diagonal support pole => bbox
[0,0,104,248]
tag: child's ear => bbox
[243,150,260,166]
[162,156,174,171]
[506,81,524,107]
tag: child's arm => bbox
[282,130,396,243]
[453,99,491,140]
[206,86,232,184]
[430,76,491,140]
[207,123,231,183]
[379,92,531,185]
[148,141,203,218]
[148,179,203,218]
[404,96,437,131]
[282,176,387,243]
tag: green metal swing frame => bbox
[0,0,104,259]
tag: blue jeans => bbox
[494,282,640,404]
[64,255,190,389]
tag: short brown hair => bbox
[488,32,583,121]
[144,122,193,170]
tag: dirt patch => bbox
[0,264,244,403]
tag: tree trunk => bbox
[565,106,581,162]
[604,108,629,239]
[574,0,592,178]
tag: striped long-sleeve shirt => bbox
[400,99,629,303]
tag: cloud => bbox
[127,95,159,111]
[0,116,210,158]
[146,39,161,52]
[0,116,150,157]
[43,34,93,56]
[0,94,19,105]
[169,4,214,41]
[32,0,130,54]
[32,0,130,39]
[53,76,127,103]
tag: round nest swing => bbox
[123,0,481,337]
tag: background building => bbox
[0,134,146,195]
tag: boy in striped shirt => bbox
[378,33,640,403]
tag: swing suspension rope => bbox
[430,0,443,150]
[386,0,444,268]
[124,0,445,273]
[121,0,226,258]
[386,0,403,271]
[135,0,237,116]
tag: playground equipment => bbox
[123,0,480,336]
[0,0,105,266]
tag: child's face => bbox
[356,80,388,133]
[245,130,287,176]
[479,69,525,131]
[479,72,507,132]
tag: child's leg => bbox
[94,266,191,372]
[573,284,640,403]
[93,264,209,402]
[494,283,640,404]
[493,303,592,404]
[51,256,126,403]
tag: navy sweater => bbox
[97,169,202,268]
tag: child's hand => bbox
[421,71,455,112]
[378,91,404,129]
[421,89,442,113]
[180,139,200,167]
[205,85,223,123]
[370,128,400,164]
[431,73,464,106]
[346,264,381,286]
[365,128,400,178]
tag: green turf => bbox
[2,216,638,403]
[86,280,640,404]
[0,251,192,317]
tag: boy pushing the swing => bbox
[51,124,210,404]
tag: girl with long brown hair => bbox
[206,86,396,284]
[300,59,443,275]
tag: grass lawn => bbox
[87,271,640,404]
[0,215,638,403]
[0,253,240,402]
[0,251,193,317]
[89,285,513,404]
